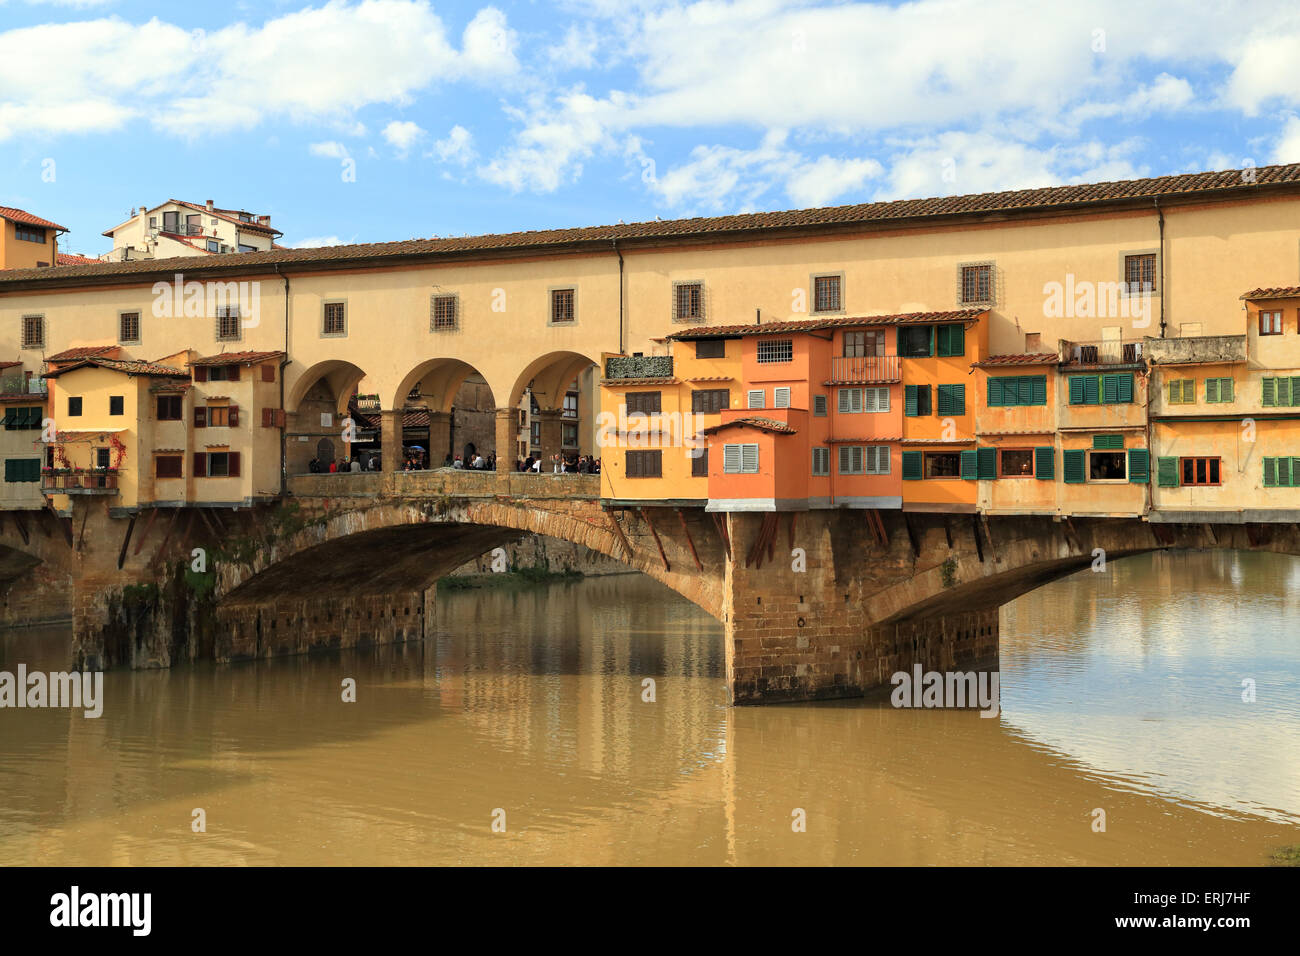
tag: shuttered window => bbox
[691,389,729,414]
[838,445,864,475]
[695,338,725,358]
[1205,378,1233,403]
[976,447,997,480]
[1034,446,1054,480]
[1101,373,1134,404]
[1128,448,1150,483]
[691,448,708,477]
[625,450,662,477]
[1063,449,1086,483]
[988,375,1047,406]
[747,389,764,409]
[625,392,662,415]
[3,459,40,482]
[901,450,922,480]
[811,447,830,476]
[723,443,759,474]
[1262,457,1300,487]
[904,384,931,417]
[773,387,791,409]
[813,395,827,417]
[935,323,965,357]
[936,384,965,416]
[1093,434,1124,450]
[1167,379,1195,404]
[1262,377,1300,407]
[839,446,889,475]
[156,455,183,479]
[1157,456,1179,487]
[837,388,862,413]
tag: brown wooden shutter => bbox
[228,364,241,382]
[228,405,239,427]
[262,408,273,427]
[261,364,275,382]
[274,409,286,428]
[193,452,206,476]
[228,452,241,477]
[194,366,207,382]
[194,407,207,428]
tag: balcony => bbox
[1062,339,1144,367]
[826,355,901,384]
[42,471,119,495]
[160,221,202,237]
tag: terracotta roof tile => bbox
[46,345,119,362]
[673,310,985,340]
[1241,287,1300,299]
[43,357,188,379]
[0,206,68,232]
[974,353,1060,367]
[55,253,98,266]
[190,350,285,366]
[0,360,24,369]
[10,162,1300,285]
[703,416,797,435]
[824,435,902,443]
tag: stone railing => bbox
[288,469,599,501]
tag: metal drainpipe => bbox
[275,264,290,496]
[612,239,624,354]
[1155,198,1166,338]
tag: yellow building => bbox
[0,360,46,509]
[0,207,65,271]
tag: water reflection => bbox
[0,556,1296,866]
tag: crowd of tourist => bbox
[308,449,599,475]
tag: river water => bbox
[1,550,1297,866]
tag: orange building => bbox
[0,206,65,271]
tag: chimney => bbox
[258,215,270,225]
[206,199,214,212]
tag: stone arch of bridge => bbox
[507,349,601,412]
[391,358,496,416]
[286,359,369,416]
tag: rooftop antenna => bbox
[756,308,760,325]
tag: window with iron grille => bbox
[431,294,458,331]
[626,450,662,477]
[673,282,704,322]
[551,288,576,324]
[323,301,346,336]
[960,263,992,304]
[625,391,661,415]
[695,338,725,358]
[692,389,729,414]
[216,307,241,341]
[1124,253,1157,293]
[812,275,842,313]
[756,339,793,363]
[119,311,141,344]
[21,315,44,349]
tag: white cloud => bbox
[432,124,476,164]
[309,140,351,160]
[287,236,351,248]
[382,120,424,155]
[1223,33,1300,115]
[1273,115,1300,163]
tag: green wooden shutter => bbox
[1263,378,1277,407]
[1205,378,1218,403]
[960,449,978,479]
[904,385,918,417]
[1264,457,1277,487]
[902,450,922,480]
[937,384,965,416]
[977,446,997,480]
[1001,378,1021,405]
[1063,449,1086,483]
[1030,375,1047,405]
[1084,376,1100,405]
[987,378,1004,406]
[1280,377,1293,408]
[1069,376,1086,405]
[936,324,964,357]
[1128,448,1150,483]
[1093,434,1123,449]
[1118,373,1134,403]
[1221,378,1234,402]
[1034,446,1054,480]
[3,459,13,482]
[1102,374,1119,404]
[1292,377,1300,407]
[1280,457,1293,487]
[1157,457,1178,487]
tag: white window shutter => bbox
[748,390,764,409]
[838,389,851,413]
[774,387,790,408]
[723,444,741,473]
[742,444,759,473]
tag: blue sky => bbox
[3,0,1300,256]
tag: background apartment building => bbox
[101,199,281,262]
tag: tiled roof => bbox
[703,416,797,435]
[191,350,284,366]
[670,310,985,339]
[149,381,192,393]
[43,357,188,379]
[974,352,1060,367]
[684,375,735,382]
[56,253,98,266]
[0,393,45,403]
[174,200,281,236]
[11,162,1300,284]
[899,437,977,445]
[47,345,119,362]
[824,435,902,443]
[359,409,430,428]
[1241,287,1300,299]
[0,206,68,231]
[0,360,23,369]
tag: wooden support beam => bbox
[116,515,136,570]
[604,507,633,560]
[787,512,797,550]
[712,513,732,561]
[1203,522,1217,547]
[676,508,703,571]
[148,509,180,572]
[969,514,984,563]
[14,512,29,546]
[869,508,889,547]
[902,513,920,559]
[1063,515,1083,553]
[747,513,778,569]
[76,507,88,552]
[980,514,995,558]
[639,507,670,572]
[133,507,160,555]
[197,506,222,539]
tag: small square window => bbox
[68,396,83,416]
[323,301,346,336]
[812,275,842,313]
[960,263,992,304]
[551,288,576,324]
[21,315,44,349]
[1124,253,1157,293]
[695,338,725,359]
[215,307,241,341]
[119,311,141,344]
[109,395,124,416]
[673,282,704,322]
[431,294,458,331]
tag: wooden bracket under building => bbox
[116,515,136,570]
[133,507,160,556]
[867,508,889,548]
[639,507,671,572]
[787,512,797,550]
[969,514,984,563]
[902,513,920,559]
[675,508,703,571]
[13,512,29,546]
[711,513,732,561]
[604,507,633,560]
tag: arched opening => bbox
[507,350,601,469]
[286,360,368,474]
[391,359,498,469]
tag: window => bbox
[1262,457,1300,487]
[562,423,579,448]
[1180,457,1221,486]
[530,421,541,448]
[626,450,662,477]
[109,395,124,416]
[1260,310,1283,335]
[812,274,842,313]
[323,301,346,336]
[551,288,576,324]
[1069,373,1133,405]
[773,387,791,408]
[692,448,709,477]
[923,452,961,478]
[1088,451,1127,481]
[201,364,241,382]
[238,244,257,253]
[723,443,759,474]
[936,384,965,416]
[694,338,725,359]
[625,392,661,415]
[987,375,1047,406]
[207,406,230,427]
[960,264,992,304]
[840,330,886,356]
[838,445,890,475]
[812,447,830,476]
[837,386,888,413]
[692,389,729,414]
[14,224,45,243]
[756,339,793,364]
[119,311,141,344]
[673,282,703,322]
[1000,448,1035,477]
[2,407,41,430]
[162,211,180,233]
[1261,376,1300,407]
[156,455,183,479]
[904,384,931,417]
[1167,379,1195,404]
[898,326,932,357]
[935,324,965,357]
[207,240,220,253]
[839,445,865,475]
[216,307,241,341]
[67,396,82,416]
[431,294,458,331]
[21,315,44,349]
[199,452,241,478]
[747,389,764,409]
[813,395,827,417]
[3,459,40,482]
[1124,253,1157,293]
[1205,378,1234,403]
[563,392,578,418]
